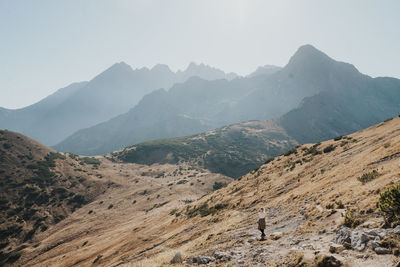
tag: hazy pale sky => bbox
[1,0,399,109]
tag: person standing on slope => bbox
[258,207,266,240]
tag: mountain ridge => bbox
[0,62,237,146]
[55,45,348,155]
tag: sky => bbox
[1,0,400,109]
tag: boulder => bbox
[374,247,392,255]
[170,252,183,264]
[334,227,352,247]
[351,231,370,251]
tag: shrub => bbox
[264,158,274,164]
[378,184,400,224]
[334,135,343,141]
[80,157,101,166]
[3,143,12,149]
[358,170,380,184]
[186,203,228,218]
[67,194,87,207]
[335,200,344,209]
[343,210,360,228]
[283,147,297,157]
[381,233,400,249]
[169,209,177,215]
[384,117,393,123]
[213,181,227,191]
[323,145,336,153]
[304,143,322,156]
[177,179,187,185]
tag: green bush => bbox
[79,157,101,166]
[343,210,360,228]
[378,184,400,224]
[283,147,297,157]
[186,203,228,218]
[358,170,380,184]
[323,145,336,153]
[213,181,227,191]
[3,143,12,149]
[304,143,322,156]
[334,135,343,141]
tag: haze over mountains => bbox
[54,45,400,158]
[114,46,400,177]
[0,62,238,146]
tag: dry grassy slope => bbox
[126,117,400,266]
[0,130,110,265]
[17,158,231,267]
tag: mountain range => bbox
[54,45,344,155]
[113,45,400,177]
[0,62,238,146]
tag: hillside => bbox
[14,113,400,267]
[0,130,230,267]
[0,62,236,146]
[115,119,297,178]
[0,130,110,265]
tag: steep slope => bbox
[17,115,400,267]
[0,130,109,265]
[0,62,236,146]
[55,44,358,156]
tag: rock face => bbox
[350,230,370,251]
[334,226,352,247]
[170,252,182,264]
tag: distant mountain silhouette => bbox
[0,62,237,145]
[247,65,281,77]
[54,45,374,155]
